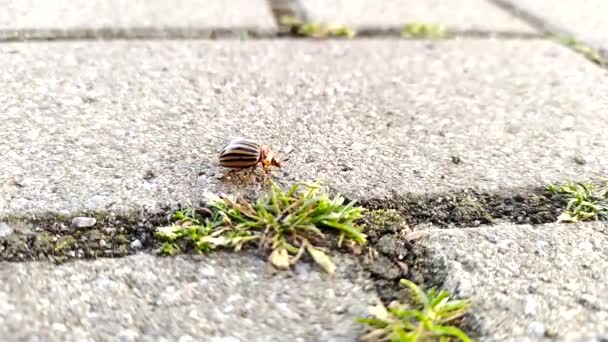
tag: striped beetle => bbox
[218,138,281,170]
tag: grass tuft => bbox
[547,180,608,222]
[154,180,367,273]
[402,23,448,39]
[357,279,472,342]
[279,15,356,38]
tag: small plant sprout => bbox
[547,180,608,222]
[154,180,367,273]
[279,15,356,38]
[357,279,472,342]
[402,23,447,39]
[556,36,607,67]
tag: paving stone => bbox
[0,253,379,341]
[0,0,277,39]
[410,222,608,341]
[299,0,537,33]
[497,0,608,56]
[1,39,607,216]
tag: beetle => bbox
[218,138,282,171]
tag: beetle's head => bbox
[260,145,281,167]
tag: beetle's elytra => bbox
[219,138,281,169]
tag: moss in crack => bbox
[54,235,76,253]
[2,234,30,260]
[357,209,423,304]
[33,231,54,254]
[361,186,563,228]
[450,196,492,224]
[113,234,129,245]
[0,208,170,263]
[361,209,411,242]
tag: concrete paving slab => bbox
[496,0,608,56]
[299,0,537,33]
[1,39,608,216]
[0,252,378,341]
[410,222,608,341]
[0,0,277,39]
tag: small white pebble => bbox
[528,321,546,337]
[117,329,140,342]
[71,217,97,228]
[0,222,13,237]
[199,265,216,278]
[51,323,68,332]
[130,239,142,249]
[178,335,195,342]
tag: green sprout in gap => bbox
[555,36,607,67]
[402,23,447,39]
[357,279,472,342]
[279,15,357,38]
[154,180,367,274]
[547,180,608,222]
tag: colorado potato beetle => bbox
[218,138,281,170]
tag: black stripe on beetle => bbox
[218,138,282,170]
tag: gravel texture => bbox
[0,252,379,341]
[496,0,608,56]
[410,221,608,341]
[299,0,537,33]
[0,0,277,39]
[1,39,607,217]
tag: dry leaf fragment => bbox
[305,243,336,274]
[269,247,290,270]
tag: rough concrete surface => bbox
[410,222,608,341]
[0,0,277,39]
[497,0,608,55]
[1,39,608,216]
[300,0,537,33]
[0,252,379,341]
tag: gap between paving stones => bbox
[0,184,565,262]
[488,0,608,68]
[267,0,543,40]
[0,28,270,42]
[0,27,545,42]
[0,0,545,42]
[0,182,582,302]
[1,180,603,340]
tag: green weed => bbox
[154,180,367,273]
[547,180,608,222]
[357,279,471,342]
[556,36,607,67]
[402,23,448,39]
[279,15,356,38]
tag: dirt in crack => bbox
[0,185,566,266]
[0,210,172,263]
[361,185,564,228]
[354,185,568,305]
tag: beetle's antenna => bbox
[281,146,295,162]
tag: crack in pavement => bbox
[0,183,570,264]
[0,182,597,341]
[0,27,545,42]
